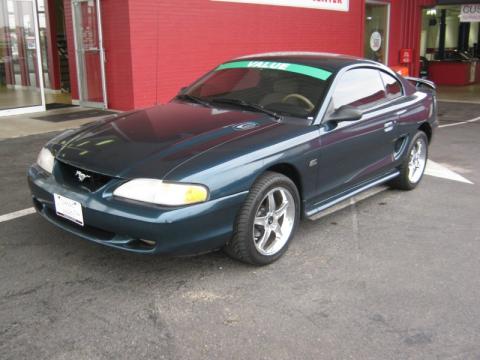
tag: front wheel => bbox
[390,131,429,190]
[224,172,300,265]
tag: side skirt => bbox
[305,171,400,219]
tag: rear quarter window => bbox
[330,68,386,111]
[380,72,403,100]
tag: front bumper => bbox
[28,165,247,255]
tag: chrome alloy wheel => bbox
[252,187,296,256]
[408,137,427,184]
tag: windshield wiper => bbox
[211,98,281,120]
[175,94,212,107]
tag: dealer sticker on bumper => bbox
[54,193,84,226]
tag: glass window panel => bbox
[37,0,45,12]
[331,69,386,110]
[380,72,402,100]
[73,0,104,104]
[0,0,43,111]
[364,3,389,64]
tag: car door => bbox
[313,68,401,204]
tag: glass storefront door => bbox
[364,1,390,65]
[72,0,106,108]
[0,0,45,115]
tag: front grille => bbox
[55,161,113,192]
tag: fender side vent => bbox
[394,136,409,160]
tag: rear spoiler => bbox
[404,76,436,91]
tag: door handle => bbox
[384,121,395,132]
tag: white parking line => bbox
[439,116,480,128]
[425,160,474,184]
[0,207,36,224]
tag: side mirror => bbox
[178,86,188,95]
[326,105,362,123]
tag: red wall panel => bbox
[429,62,475,85]
[388,0,436,76]
[99,1,134,110]
[128,0,365,108]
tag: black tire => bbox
[224,171,301,265]
[389,131,429,190]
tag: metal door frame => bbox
[71,0,107,109]
[0,0,46,117]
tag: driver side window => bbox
[329,68,387,112]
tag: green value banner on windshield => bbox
[216,60,332,81]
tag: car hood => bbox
[52,101,277,178]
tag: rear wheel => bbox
[390,131,428,190]
[224,172,300,265]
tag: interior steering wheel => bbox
[282,93,315,112]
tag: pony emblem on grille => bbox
[75,170,91,182]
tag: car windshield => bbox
[183,61,333,118]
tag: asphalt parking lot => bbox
[1,102,479,360]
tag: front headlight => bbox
[36,147,55,174]
[113,179,209,206]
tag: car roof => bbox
[234,52,378,74]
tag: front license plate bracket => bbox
[53,193,84,226]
